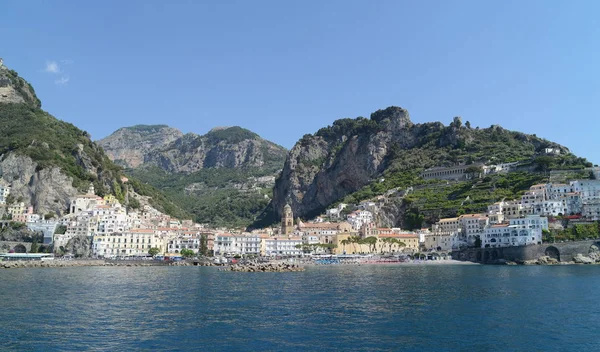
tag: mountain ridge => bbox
[0,61,188,219]
[251,106,590,228]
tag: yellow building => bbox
[333,233,419,255]
[281,204,294,235]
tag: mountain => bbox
[99,125,287,173]
[253,106,591,228]
[98,125,288,227]
[0,60,187,219]
[97,125,183,168]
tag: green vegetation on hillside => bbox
[127,166,276,227]
[4,69,41,108]
[0,104,188,220]
[0,103,121,190]
[206,126,260,144]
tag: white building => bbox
[93,229,166,257]
[582,199,600,221]
[326,203,347,219]
[0,181,10,204]
[27,220,58,244]
[482,216,547,248]
[69,184,102,215]
[346,210,373,230]
[94,205,128,235]
[168,236,200,254]
[265,236,303,257]
[570,180,600,200]
[460,214,489,245]
[213,234,262,256]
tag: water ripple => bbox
[1,265,600,351]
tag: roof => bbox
[379,233,419,239]
[439,217,459,222]
[128,229,154,234]
[300,222,339,229]
[459,214,487,219]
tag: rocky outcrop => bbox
[97,125,183,168]
[573,253,596,264]
[223,262,305,272]
[267,106,574,222]
[99,125,288,174]
[0,153,79,216]
[0,61,41,108]
[523,256,560,265]
[0,260,163,269]
[64,235,93,258]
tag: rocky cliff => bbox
[99,125,287,174]
[263,106,583,224]
[0,60,126,216]
[97,125,183,168]
[0,61,41,108]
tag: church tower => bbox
[281,203,294,235]
[87,183,95,196]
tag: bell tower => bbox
[281,203,294,235]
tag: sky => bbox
[2,0,600,163]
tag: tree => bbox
[534,156,554,172]
[473,235,482,248]
[340,239,349,253]
[127,197,140,210]
[465,165,483,179]
[199,234,209,256]
[180,248,195,258]
[365,236,378,253]
[148,247,161,256]
[465,121,471,129]
[404,207,424,230]
[29,241,39,253]
[5,194,15,205]
[451,116,462,128]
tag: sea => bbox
[0,264,599,351]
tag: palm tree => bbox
[394,240,406,253]
[340,239,349,254]
[365,236,378,253]
[349,236,361,254]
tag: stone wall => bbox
[0,241,33,253]
[452,240,600,263]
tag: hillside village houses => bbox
[0,180,10,204]
[428,179,600,249]
[3,175,600,257]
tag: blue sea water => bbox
[0,264,599,351]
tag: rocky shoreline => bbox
[221,262,305,272]
[502,253,600,265]
[0,259,163,269]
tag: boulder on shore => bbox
[573,253,595,264]
[224,262,305,272]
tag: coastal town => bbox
[1,163,600,264]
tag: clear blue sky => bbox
[2,0,599,163]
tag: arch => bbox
[483,251,490,262]
[545,246,560,261]
[475,251,481,262]
[13,244,26,253]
